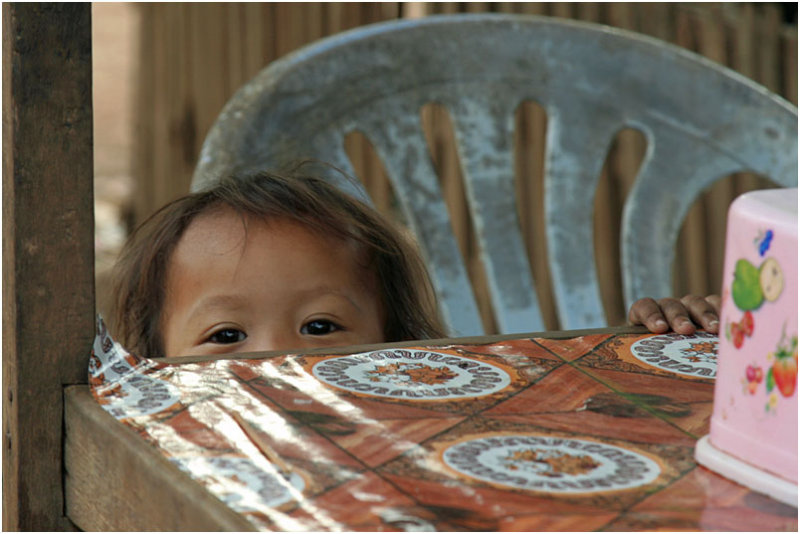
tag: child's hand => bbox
[628,295,721,334]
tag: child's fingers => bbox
[658,297,697,335]
[680,294,721,333]
[705,294,721,314]
[628,297,670,333]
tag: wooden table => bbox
[64,326,798,531]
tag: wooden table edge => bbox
[64,385,257,532]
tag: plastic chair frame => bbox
[193,14,798,337]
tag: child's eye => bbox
[208,328,246,344]
[301,320,341,336]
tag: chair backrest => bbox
[192,14,798,337]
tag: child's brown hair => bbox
[110,168,446,357]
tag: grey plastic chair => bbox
[192,14,798,338]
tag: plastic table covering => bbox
[89,319,797,531]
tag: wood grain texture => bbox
[64,386,256,532]
[2,4,94,530]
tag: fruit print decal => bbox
[741,328,798,413]
[727,226,796,415]
[743,363,764,394]
[767,331,798,399]
[725,228,785,349]
[731,257,783,311]
[727,311,755,349]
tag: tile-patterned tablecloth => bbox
[89,320,797,531]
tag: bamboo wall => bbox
[131,2,797,332]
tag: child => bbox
[111,167,720,358]
[111,169,445,358]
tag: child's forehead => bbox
[178,207,363,258]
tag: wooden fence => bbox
[132,2,797,332]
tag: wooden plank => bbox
[64,387,256,531]
[549,2,575,19]
[141,3,171,219]
[673,6,708,297]
[2,4,95,530]
[782,26,798,106]
[639,2,674,41]
[696,6,733,297]
[241,2,268,79]
[132,3,156,224]
[189,3,228,193]
[226,3,245,96]
[756,4,782,95]
[170,4,195,201]
[725,3,760,197]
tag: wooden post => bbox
[2,4,94,530]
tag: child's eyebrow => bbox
[294,286,368,314]
[186,294,248,321]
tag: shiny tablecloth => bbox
[89,319,797,531]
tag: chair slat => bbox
[361,108,485,337]
[449,97,545,333]
[544,103,621,329]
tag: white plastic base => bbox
[695,435,798,507]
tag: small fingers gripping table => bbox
[66,324,797,531]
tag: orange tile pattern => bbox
[90,329,797,531]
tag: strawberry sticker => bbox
[771,335,798,398]
[741,311,754,337]
[726,311,755,349]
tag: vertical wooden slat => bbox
[137,3,167,218]
[173,4,195,201]
[783,26,798,106]
[226,4,245,98]
[240,3,264,79]
[696,5,734,297]
[673,6,708,297]
[726,3,759,197]
[550,2,576,20]
[305,3,324,45]
[3,4,94,530]
[274,2,307,58]
[756,4,782,95]
[133,3,155,233]
[639,2,674,41]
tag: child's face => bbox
[160,209,386,357]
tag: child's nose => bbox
[252,330,299,354]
